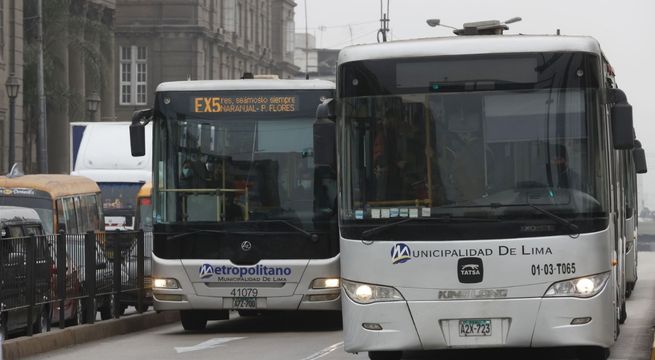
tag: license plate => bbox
[459,319,491,337]
[231,297,257,309]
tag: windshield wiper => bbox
[168,229,238,240]
[525,204,579,236]
[485,202,579,237]
[168,221,315,241]
[256,220,314,240]
[361,215,499,240]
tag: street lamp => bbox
[86,91,101,122]
[5,73,19,167]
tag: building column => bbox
[84,3,100,121]
[100,7,115,121]
[48,16,70,173]
[68,0,86,123]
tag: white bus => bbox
[326,32,639,360]
[625,139,647,297]
[71,122,152,230]
[130,78,340,330]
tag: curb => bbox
[1,311,180,359]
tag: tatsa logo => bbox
[199,264,215,279]
[391,243,412,264]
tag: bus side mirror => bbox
[314,99,336,168]
[130,109,152,157]
[608,89,634,150]
[634,146,647,174]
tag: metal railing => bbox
[0,230,152,338]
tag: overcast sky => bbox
[295,0,655,208]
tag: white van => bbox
[70,122,152,230]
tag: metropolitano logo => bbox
[391,243,412,264]
[199,264,215,279]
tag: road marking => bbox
[174,337,246,354]
[299,342,345,360]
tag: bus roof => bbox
[156,79,335,92]
[0,174,101,199]
[0,205,43,224]
[338,35,602,64]
[137,182,152,198]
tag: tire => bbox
[0,313,8,340]
[619,301,627,324]
[99,296,113,320]
[626,281,635,298]
[33,306,51,334]
[368,351,403,360]
[80,297,96,324]
[180,310,208,331]
[135,304,149,313]
[577,347,610,360]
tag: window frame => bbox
[119,45,148,106]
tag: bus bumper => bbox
[342,282,614,353]
[152,255,341,312]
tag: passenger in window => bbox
[550,144,581,191]
[180,159,206,189]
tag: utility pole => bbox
[304,0,309,79]
[377,0,390,43]
[37,0,48,173]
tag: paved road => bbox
[28,252,655,360]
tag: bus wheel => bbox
[368,351,402,360]
[180,310,207,331]
[626,281,635,298]
[619,301,627,324]
[577,346,609,360]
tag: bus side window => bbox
[79,195,100,232]
[62,197,79,234]
[95,194,105,231]
[74,197,85,233]
[56,199,66,232]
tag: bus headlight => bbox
[153,278,180,289]
[544,272,610,298]
[342,280,404,304]
[311,278,340,289]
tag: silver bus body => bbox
[335,35,633,358]
[148,79,340,320]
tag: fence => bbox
[0,230,152,338]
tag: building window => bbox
[119,45,147,105]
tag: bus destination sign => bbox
[192,95,298,113]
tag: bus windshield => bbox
[339,53,608,240]
[154,90,336,233]
[99,183,141,213]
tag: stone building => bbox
[0,0,23,173]
[48,0,116,174]
[114,0,300,123]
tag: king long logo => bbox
[391,243,412,264]
[199,263,215,279]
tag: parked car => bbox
[0,206,52,338]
